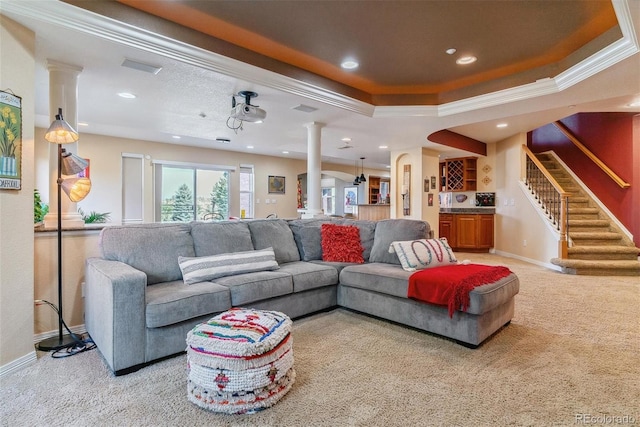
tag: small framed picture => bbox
[424,179,430,192]
[430,176,436,189]
[268,175,285,194]
[428,193,434,206]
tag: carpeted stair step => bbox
[568,207,600,219]
[567,245,640,261]
[550,258,640,276]
[568,219,611,232]
[569,232,623,245]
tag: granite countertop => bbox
[439,208,496,214]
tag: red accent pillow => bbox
[321,224,364,263]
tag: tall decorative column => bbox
[43,60,85,228]
[304,122,325,217]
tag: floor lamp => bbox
[36,108,92,352]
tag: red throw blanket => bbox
[408,264,512,318]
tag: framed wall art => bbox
[0,90,22,190]
[268,175,285,194]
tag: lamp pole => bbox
[36,144,77,351]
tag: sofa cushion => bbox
[145,280,231,328]
[389,238,457,271]
[288,218,331,260]
[178,248,279,285]
[298,226,323,261]
[100,223,195,285]
[321,224,364,263]
[213,270,293,305]
[369,219,429,265]
[277,261,339,292]
[340,263,520,315]
[340,263,412,298]
[191,221,254,256]
[248,219,301,263]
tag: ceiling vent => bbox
[215,138,230,144]
[292,104,318,113]
[121,58,162,75]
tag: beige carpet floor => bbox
[1,253,638,427]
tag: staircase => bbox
[535,153,640,276]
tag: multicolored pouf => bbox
[186,308,295,414]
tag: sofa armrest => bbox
[85,257,147,374]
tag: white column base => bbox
[43,212,85,229]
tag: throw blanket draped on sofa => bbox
[408,264,512,317]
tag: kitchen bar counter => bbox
[357,204,390,221]
[439,207,496,214]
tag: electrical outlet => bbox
[271,199,276,204]
[265,199,270,204]
[256,198,260,204]
[523,240,527,247]
[509,198,515,206]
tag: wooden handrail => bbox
[522,145,568,197]
[553,121,630,188]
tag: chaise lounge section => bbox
[85,218,519,375]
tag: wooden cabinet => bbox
[439,157,477,192]
[367,176,390,204]
[438,213,455,246]
[368,176,380,204]
[439,213,494,252]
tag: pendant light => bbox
[353,160,360,185]
[359,157,367,183]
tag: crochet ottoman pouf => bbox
[186,307,295,414]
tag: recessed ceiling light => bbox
[496,123,508,128]
[172,135,181,139]
[255,120,263,124]
[246,145,254,149]
[341,137,351,142]
[117,92,136,99]
[445,48,457,55]
[77,122,88,127]
[341,59,359,70]
[627,101,640,107]
[282,151,289,154]
[456,56,477,65]
[385,165,391,169]
[379,145,388,149]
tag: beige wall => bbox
[493,133,559,263]
[0,17,36,370]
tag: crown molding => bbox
[3,0,636,120]
[1,0,375,116]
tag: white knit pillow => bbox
[389,238,457,272]
[178,247,279,285]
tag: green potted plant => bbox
[78,207,111,224]
[34,189,49,224]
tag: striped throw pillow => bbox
[178,247,280,285]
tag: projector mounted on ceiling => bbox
[227,91,266,132]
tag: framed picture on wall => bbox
[268,175,285,194]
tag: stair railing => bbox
[522,145,569,258]
[553,121,630,188]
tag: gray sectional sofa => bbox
[85,218,519,375]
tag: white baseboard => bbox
[493,249,563,272]
[32,324,87,344]
[0,351,37,378]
